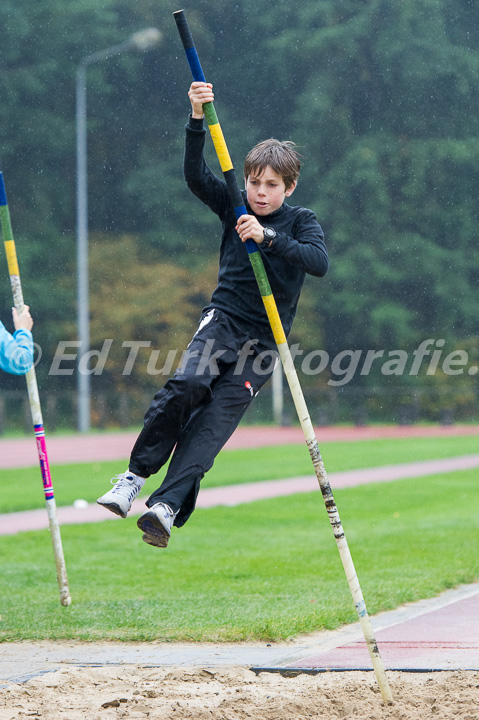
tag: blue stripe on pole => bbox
[0,173,7,206]
[232,204,258,253]
[185,46,206,83]
[233,204,248,219]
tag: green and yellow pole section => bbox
[173,10,392,703]
[0,170,71,607]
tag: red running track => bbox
[1,423,479,470]
[280,590,479,672]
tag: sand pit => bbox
[1,665,478,719]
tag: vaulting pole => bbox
[173,9,392,703]
[0,169,71,607]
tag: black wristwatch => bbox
[260,227,276,249]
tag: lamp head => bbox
[130,28,162,51]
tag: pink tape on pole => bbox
[34,425,54,499]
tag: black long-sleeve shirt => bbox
[184,116,329,349]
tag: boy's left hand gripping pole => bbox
[0,170,71,607]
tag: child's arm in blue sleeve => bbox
[0,323,34,375]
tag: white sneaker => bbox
[137,502,177,548]
[97,472,145,518]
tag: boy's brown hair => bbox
[244,139,301,190]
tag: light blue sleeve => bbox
[0,322,34,375]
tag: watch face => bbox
[265,228,275,239]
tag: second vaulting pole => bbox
[0,169,71,607]
[173,9,392,703]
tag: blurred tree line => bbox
[0,0,478,424]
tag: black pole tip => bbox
[172,9,184,15]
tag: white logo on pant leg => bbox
[188,310,216,347]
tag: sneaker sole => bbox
[96,500,128,519]
[137,512,171,547]
[141,532,169,548]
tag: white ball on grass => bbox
[73,498,89,509]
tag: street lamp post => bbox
[75,28,162,433]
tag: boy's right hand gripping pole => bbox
[173,9,392,704]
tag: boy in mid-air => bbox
[98,81,329,548]
[0,305,34,375]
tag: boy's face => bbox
[245,166,296,216]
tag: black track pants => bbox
[129,309,275,526]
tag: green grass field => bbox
[1,435,478,643]
[1,434,478,513]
